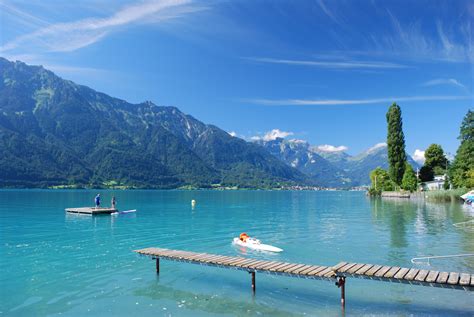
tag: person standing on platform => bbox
[111,196,116,209]
[95,194,101,208]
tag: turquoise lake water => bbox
[1,190,473,316]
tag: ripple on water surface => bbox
[0,189,473,316]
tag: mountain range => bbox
[255,138,420,187]
[0,58,304,188]
[0,58,419,188]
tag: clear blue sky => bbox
[1,0,472,160]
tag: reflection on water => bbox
[370,197,474,270]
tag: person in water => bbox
[240,233,249,242]
[95,194,101,208]
[111,196,116,209]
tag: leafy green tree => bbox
[449,110,474,188]
[386,103,407,185]
[370,167,395,195]
[401,162,417,192]
[424,144,448,175]
[419,165,434,182]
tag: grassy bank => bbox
[425,188,468,203]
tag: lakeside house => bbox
[421,175,446,191]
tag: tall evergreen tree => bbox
[450,110,474,188]
[386,103,407,185]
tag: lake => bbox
[1,190,473,316]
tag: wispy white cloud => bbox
[0,0,205,54]
[413,149,426,164]
[246,95,471,106]
[422,78,466,89]
[246,57,407,69]
[316,144,348,152]
[251,129,294,141]
[316,0,340,24]
[373,9,473,62]
[0,1,51,30]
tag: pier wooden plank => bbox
[315,267,334,278]
[252,261,277,270]
[284,264,305,273]
[323,268,337,278]
[235,259,259,267]
[151,249,179,256]
[355,264,374,275]
[374,266,392,278]
[217,257,244,265]
[282,263,305,273]
[447,272,460,285]
[235,258,259,267]
[232,259,255,267]
[292,265,315,274]
[384,267,401,278]
[425,271,439,283]
[160,250,189,259]
[267,262,290,272]
[299,265,321,275]
[394,267,410,279]
[189,253,213,261]
[256,261,283,271]
[338,263,357,273]
[459,273,471,286]
[366,265,383,276]
[305,266,327,276]
[211,256,235,264]
[414,270,430,282]
[267,262,289,271]
[188,253,216,261]
[311,266,329,277]
[244,260,269,269]
[436,272,449,284]
[241,260,264,268]
[332,262,348,271]
[208,255,232,264]
[227,258,249,266]
[231,258,252,266]
[274,263,296,272]
[404,269,420,281]
[347,263,366,274]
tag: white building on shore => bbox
[421,175,446,191]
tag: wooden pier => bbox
[65,207,117,215]
[135,247,473,310]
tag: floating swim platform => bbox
[65,207,118,215]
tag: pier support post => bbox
[335,276,346,311]
[250,271,256,294]
[156,258,160,275]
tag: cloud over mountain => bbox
[413,149,426,164]
[316,144,348,152]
